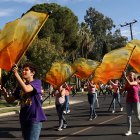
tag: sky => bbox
[0,0,140,41]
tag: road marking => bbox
[99,115,124,124]
[56,115,124,140]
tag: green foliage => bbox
[25,38,65,79]
[84,7,114,39]
[84,7,127,60]
[78,22,95,59]
[30,3,80,53]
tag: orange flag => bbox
[46,62,75,89]
[0,11,49,71]
[0,19,19,51]
[93,45,136,84]
[127,40,140,73]
[72,58,100,80]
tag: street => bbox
[0,94,140,140]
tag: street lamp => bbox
[120,19,138,40]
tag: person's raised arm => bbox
[109,80,115,85]
[12,64,33,93]
[123,71,137,86]
[88,80,96,88]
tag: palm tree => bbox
[78,23,95,59]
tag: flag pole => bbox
[0,68,1,85]
[120,45,136,79]
[124,45,136,72]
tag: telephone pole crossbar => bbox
[120,19,138,40]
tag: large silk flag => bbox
[127,40,140,73]
[93,45,136,84]
[72,58,100,80]
[46,62,75,89]
[0,19,19,51]
[0,11,49,71]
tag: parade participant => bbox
[0,63,46,140]
[123,71,140,136]
[63,82,71,114]
[87,80,97,120]
[109,80,123,113]
[54,84,67,131]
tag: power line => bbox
[120,19,138,40]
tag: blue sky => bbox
[0,0,140,41]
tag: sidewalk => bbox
[0,94,87,117]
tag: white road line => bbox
[99,115,124,124]
[56,115,124,140]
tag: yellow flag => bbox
[0,11,49,71]
[127,39,140,73]
[93,45,135,84]
[0,19,19,51]
[72,58,100,80]
[46,62,75,89]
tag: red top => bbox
[125,84,139,102]
[65,86,71,96]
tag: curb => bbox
[0,100,84,117]
[0,111,18,117]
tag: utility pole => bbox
[120,19,138,40]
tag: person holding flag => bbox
[0,63,46,140]
[109,79,123,113]
[123,71,140,136]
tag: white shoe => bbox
[63,111,66,114]
[138,131,140,135]
[112,110,115,113]
[67,110,70,113]
[125,131,132,136]
[57,127,63,131]
[89,118,92,121]
[120,107,123,111]
[93,115,97,119]
[63,124,67,129]
[88,116,93,121]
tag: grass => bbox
[0,100,18,108]
[0,108,19,114]
[0,99,55,114]
[0,92,85,114]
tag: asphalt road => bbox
[0,94,140,140]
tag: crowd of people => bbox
[0,63,140,139]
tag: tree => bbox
[29,3,81,54]
[78,22,95,58]
[25,38,61,79]
[84,7,127,60]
